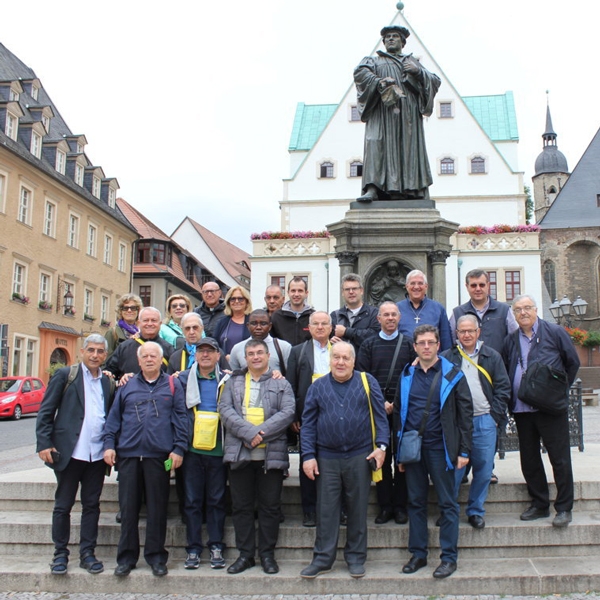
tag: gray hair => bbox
[378,301,399,315]
[139,306,162,321]
[406,269,428,285]
[512,294,537,308]
[309,311,331,325]
[136,341,164,359]
[180,312,203,328]
[82,333,108,351]
[341,273,363,288]
[456,314,479,329]
[329,340,355,361]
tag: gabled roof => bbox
[539,126,600,229]
[462,92,519,142]
[289,103,338,151]
[117,197,170,242]
[185,217,251,285]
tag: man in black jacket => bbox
[330,273,378,352]
[442,314,510,529]
[194,282,226,338]
[36,334,115,576]
[270,277,315,346]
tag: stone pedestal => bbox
[327,205,458,307]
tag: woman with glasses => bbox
[159,294,192,347]
[213,287,253,359]
[105,294,143,358]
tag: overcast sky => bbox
[2,0,597,252]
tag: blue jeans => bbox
[405,445,459,563]
[182,451,227,553]
[454,413,497,517]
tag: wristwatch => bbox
[378,444,387,452]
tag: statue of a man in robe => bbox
[354,25,441,202]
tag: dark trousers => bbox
[183,452,227,553]
[52,458,106,558]
[116,457,170,566]
[313,453,371,568]
[405,446,459,564]
[514,411,574,512]
[299,458,317,514]
[376,445,408,513]
[228,461,283,559]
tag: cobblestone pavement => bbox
[1,595,600,600]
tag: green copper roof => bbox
[462,92,519,142]
[289,103,338,151]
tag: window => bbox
[543,261,557,302]
[108,188,116,208]
[76,142,84,154]
[487,271,497,300]
[31,86,39,101]
[136,242,169,265]
[349,161,363,177]
[270,276,286,289]
[0,174,5,213]
[42,114,50,131]
[12,262,27,296]
[31,132,42,158]
[350,105,360,122]
[5,113,17,140]
[68,214,80,248]
[39,273,51,305]
[118,242,127,272]
[43,200,56,237]
[9,89,19,101]
[439,102,453,118]
[440,158,455,175]
[104,234,113,265]
[505,271,521,302]
[101,295,109,322]
[320,162,334,178]
[139,285,152,307]
[84,289,93,317]
[75,164,84,186]
[87,224,97,257]
[12,336,37,377]
[92,176,101,198]
[56,150,66,174]
[471,156,486,174]
[18,187,32,225]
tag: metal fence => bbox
[497,378,584,457]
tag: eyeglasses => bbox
[343,287,361,293]
[202,289,219,294]
[514,305,536,314]
[170,303,187,309]
[229,297,246,303]
[249,321,270,326]
[122,306,139,312]
[469,283,487,289]
[456,329,478,335]
[415,340,438,347]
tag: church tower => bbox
[532,98,569,222]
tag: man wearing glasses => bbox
[441,315,510,529]
[194,282,226,338]
[397,325,472,579]
[450,269,518,352]
[330,273,379,352]
[501,295,580,528]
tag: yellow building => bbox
[0,43,137,382]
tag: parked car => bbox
[0,377,46,420]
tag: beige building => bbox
[0,43,137,383]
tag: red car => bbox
[0,376,46,420]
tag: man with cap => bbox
[354,24,440,202]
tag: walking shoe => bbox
[184,552,200,569]
[520,505,550,521]
[348,563,365,578]
[468,515,485,529]
[552,511,572,527]
[209,545,226,569]
[433,561,457,578]
[302,512,317,527]
[300,563,332,579]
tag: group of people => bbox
[35,268,580,580]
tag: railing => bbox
[498,378,584,457]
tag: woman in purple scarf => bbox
[104,293,143,358]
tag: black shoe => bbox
[348,563,365,578]
[340,511,347,526]
[79,554,104,574]
[300,563,332,579]
[394,510,408,524]
[115,511,121,523]
[402,555,427,574]
[151,563,168,577]
[461,474,469,484]
[490,473,499,484]
[279,509,285,523]
[435,516,441,527]
[520,506,550,521]
[261,556,279,574]
[302,512,317,528]
[433,561,457,579]
[375,509,394,524]
[227,555,255,574]
[468,515,485,529]
[114,563,134,577]
[552,511,572,527]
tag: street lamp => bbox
[549,294,588,327]
[56,277,74,315]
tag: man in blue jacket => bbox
[104,341,187,577]
[397,324,472,579]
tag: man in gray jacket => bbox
[219,339,295,575]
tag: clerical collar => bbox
[379,330,399,341]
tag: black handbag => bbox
[517,361,569,415]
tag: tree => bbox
[524,185,533,224]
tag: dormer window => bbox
[31,132,42,158]
[108,188,116,209]
[9,89,19,101]
[5,113,18,141]
[76,142,84,154]
[92,176,101,199]
[42,114,50,131]
[31,86,39,101]
[56,150,66,174]
[75,164,84,186]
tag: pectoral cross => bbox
[414,316,421,323]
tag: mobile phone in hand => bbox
[368,457,378,471]
[164,457,173,471]
[50,450,61,463]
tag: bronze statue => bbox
[354,25,440,202]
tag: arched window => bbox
[349,161,363,177]
[320,162,334,178]
[471,156,486,174]
[543,260,557,303]
[440,157,455,175]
